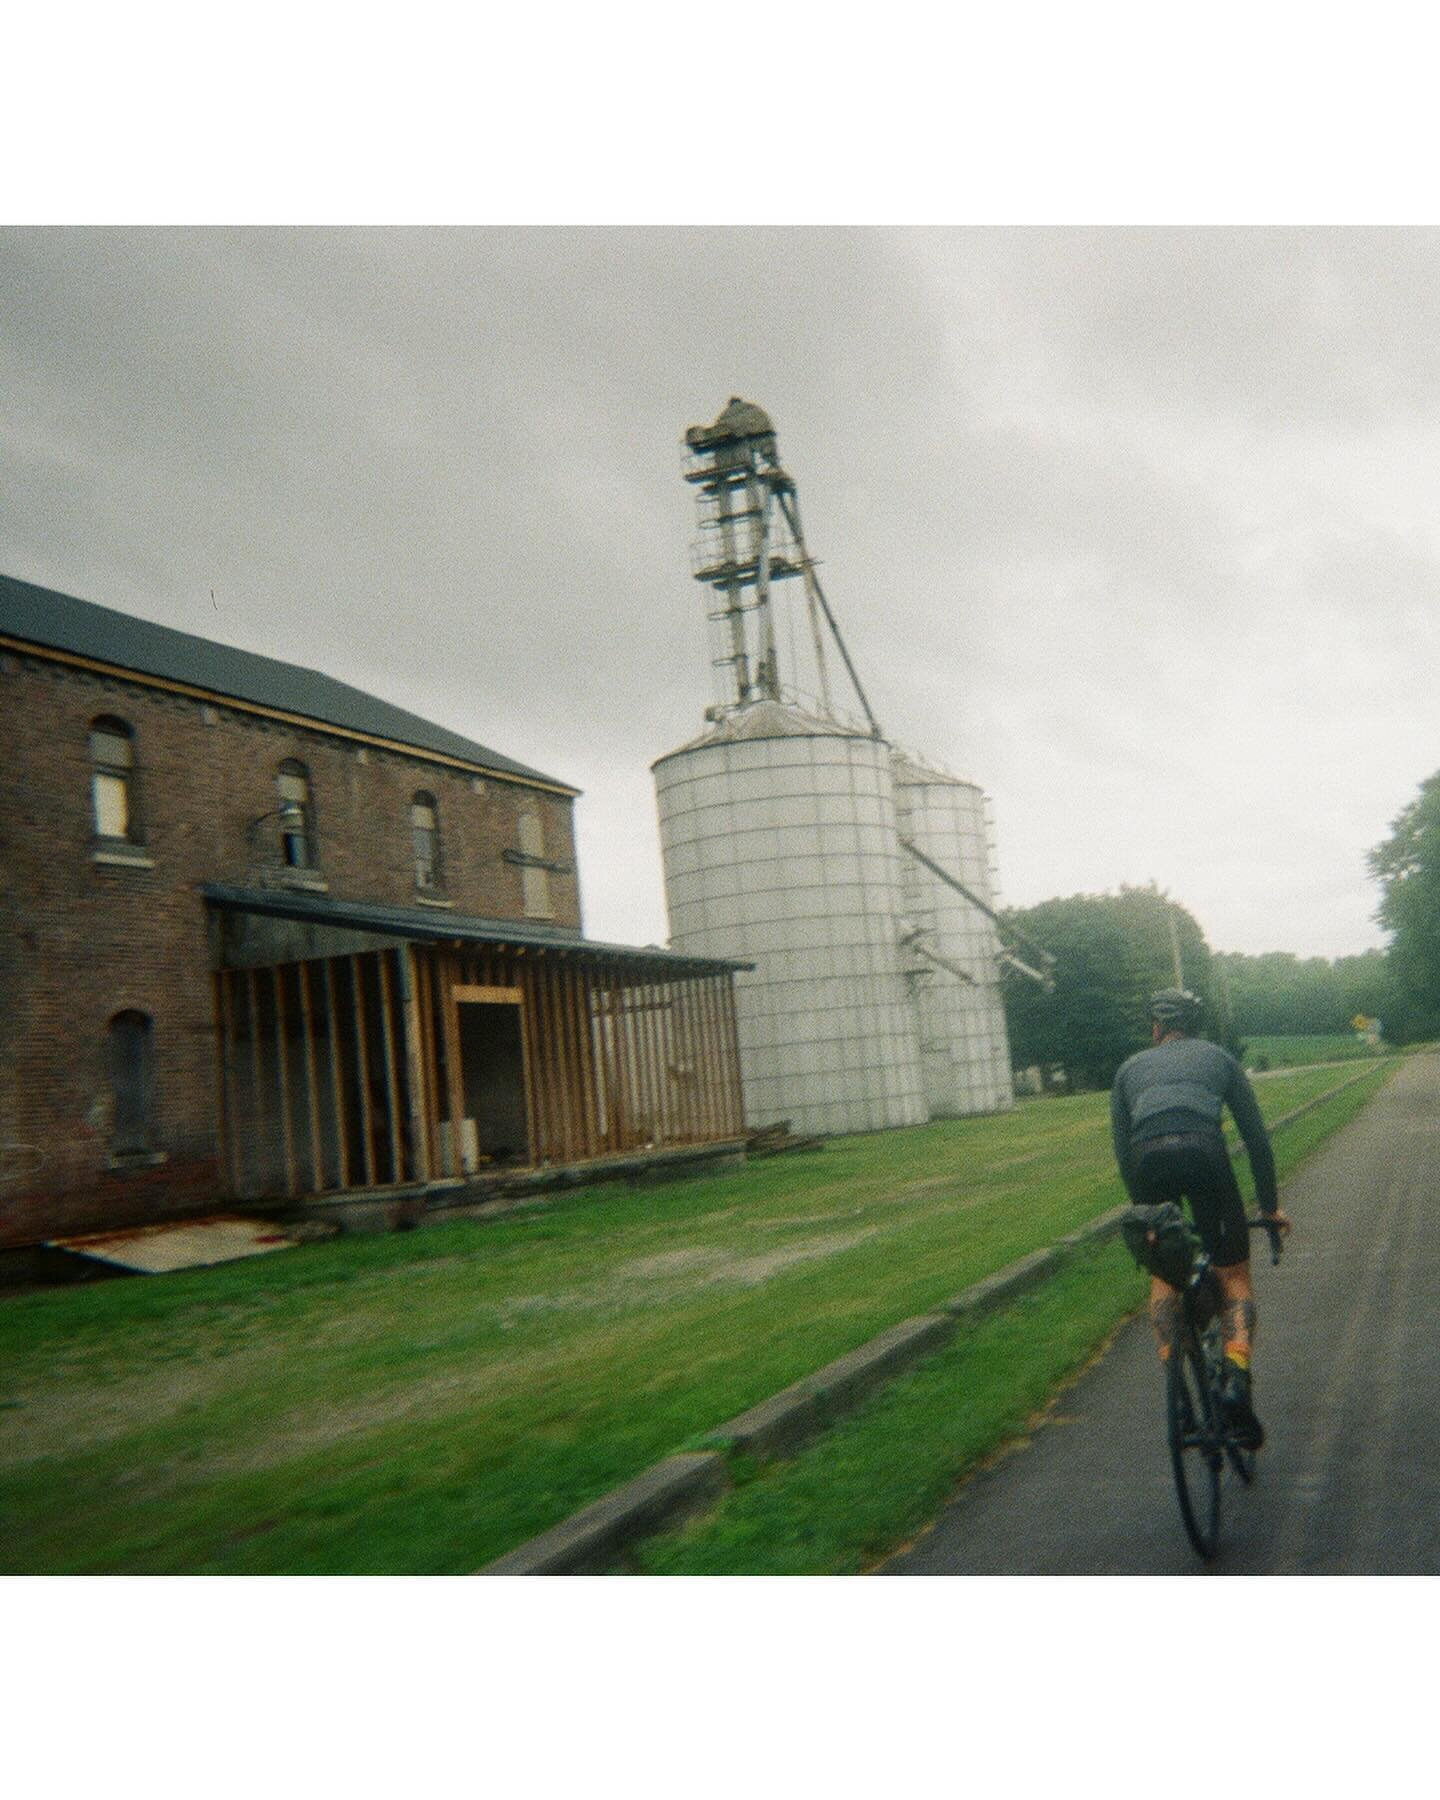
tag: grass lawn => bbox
[1243,1033,1387,1070]
[0,1060,1389,1574]
[636,1059,1394,1575]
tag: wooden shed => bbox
[204,886,749,1201]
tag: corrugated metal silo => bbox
[654,700,927,1137]
[893,751,1015,1116]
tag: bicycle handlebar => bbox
[1249,1215,1284,1265]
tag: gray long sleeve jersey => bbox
[1109,1035,1279,1213]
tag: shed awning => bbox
[200,883,752,974]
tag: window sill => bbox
[106,1150,168,1173]
[413,893,454,909]
[273,870,329,894]
[93,845,155,870]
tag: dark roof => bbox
[201,884,753,974]
[0,571,576,794]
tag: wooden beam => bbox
[376,951,403,1185]
[400,946,432,1184]
[675,977,699,1146]
[512,951,540,1168]
[562,962,586,1160]
[452,983,522,1005]
[615,970,641,1151]
[570,961,599,1159]
[543,957,575,1161]
[719,976,745,1135]
[273,966,298,1198]
[211,972,235,1196]
[245,968,264,1193]
[640,976,664,1147]
[698,974,724,1143]
[297,961,326,1191]
[324,958,352,1189]
[441,950,466,1176]
[350,959,376,1185]
[525,957,553,1162]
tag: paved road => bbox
[881,1052,1440,1575]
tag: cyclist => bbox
[1110,988,1292,1449]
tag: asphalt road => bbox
[880,1052,1440,1576]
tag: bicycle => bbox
[1167,1216,1283,1561]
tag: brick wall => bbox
[0,648,580,1247]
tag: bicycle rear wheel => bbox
[1167,1335,1222,1559]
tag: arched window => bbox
[90,716,136,841]
[412,791,441,891]
[276,761,315,869]
[108,1010,155,1154]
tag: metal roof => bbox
[652,697,875,767]
[0,571,577,794]
[201,884,753,973]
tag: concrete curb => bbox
[707,1313,958,1462]
[477,1453,729,1575]
[475,1204,1127,1575]
[1235,1062,1384,1154]
[941,1244,1061,1318]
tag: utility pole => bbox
[1168,906,1184,988]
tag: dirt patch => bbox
[720,1230,880,1286]
[624,1248,735,1281]
[0,1351,277,1467]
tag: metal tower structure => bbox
[683,396,879,732]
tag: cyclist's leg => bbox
[1214,1261,1256,1368]
[1130,1143,1187,1362]
[1184,1143,1265,1447]
[1148,1274,1183,1362]
[1186,1148,1254,1370]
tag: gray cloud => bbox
[2,226,1434,956]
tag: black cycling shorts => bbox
[1129,1130,1250,1268]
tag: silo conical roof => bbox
[891,748,979,791]
[654,699,876,767]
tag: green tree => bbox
[1001,886,1227,1089]
[1369,771,1440,1042]
[1002,896,1146,1089]
[1218,948,1395,1038]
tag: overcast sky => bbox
[4,225,1437,959]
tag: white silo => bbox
[654,701,927,1137]
[892,752,1015,1116]
[654,397,1045,1139]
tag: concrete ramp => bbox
[47,1214,307,1276]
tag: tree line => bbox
[1000,767,1440,1090]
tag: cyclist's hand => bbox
[1266,1209,1293,1237]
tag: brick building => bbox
[0,573,746,1251]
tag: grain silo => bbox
[654,701,926,1137]
[654,397,1033,1136]
[893,752,1014,1116]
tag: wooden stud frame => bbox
[209,940,745,1200]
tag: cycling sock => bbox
[1224,1347,1251,1374]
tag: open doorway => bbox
[455,995,530,1170]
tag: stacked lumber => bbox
[744,1120,825,1157]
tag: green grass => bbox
[631,1060,1396,1575]
[1243,1032,1388,1070]
[0,1061,1392,1574]
[636,1241,1145,1575]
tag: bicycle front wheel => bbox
[1167,1335,1222,1560]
